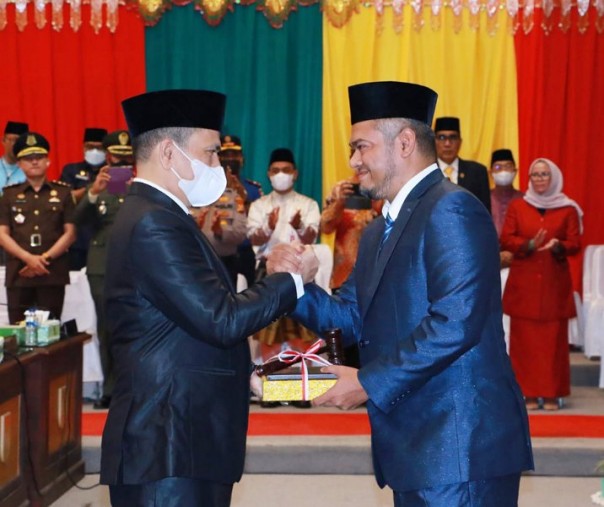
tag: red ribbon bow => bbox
[275,339,333,400]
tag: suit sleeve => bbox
[474,163,492,214]
[358,192,501,413]
[291,272,361,348]
[72,192,98,227]
[131,210,298,348]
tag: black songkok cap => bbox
[103,130,133,156]
[491,149,515,166]
[269,148,295,165]
[4,121,29,136]
[221,135,242,152]
[84,128,108,143]
[122,89,226,138]
[348,81,438,127]
[14,132,50,158]
[434,117,460,133]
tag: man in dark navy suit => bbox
[274,82,533,506]
[434,116,492,214]
[100,89,317,507]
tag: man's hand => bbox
[268,208,280,231]
[289,209,302,230]
[331,180,354,202]
[299,245,319,284]
[90,166,110,196]
[266,243,304,275]
[211,211,223,238]
[312,365,368,410]
[250,371,263,399]
[20,253,50,277]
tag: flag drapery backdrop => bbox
[1,2,603,257]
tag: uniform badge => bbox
[50,189,58,196]
[99,202,107,215]
[76,171,89,181]
[14,213,25,224]
[49,197,61,203]
[118,132,130,145]
[118,197,124,203]
[26,134,36,146]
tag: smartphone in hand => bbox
[107,166,133,195]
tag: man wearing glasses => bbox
[434,116,491,213]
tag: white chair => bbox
[60,268,104,384]
[583,246,604,360]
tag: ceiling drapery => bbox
[0,0,602,33]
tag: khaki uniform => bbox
[0,180,74,322]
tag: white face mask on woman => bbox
[270,172,294,192]
[84,148,106,166]
[492,171,516,187]
[171,143,227,207]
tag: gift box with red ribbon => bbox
[260,339,337,402]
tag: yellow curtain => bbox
[322,7,520,206]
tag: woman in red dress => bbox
[501,158,583,410]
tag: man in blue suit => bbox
[274,81,533,506]
[100,89,317,507]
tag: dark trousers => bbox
[393,473,521,507]
[88,274,114,398]
[109,477,233,507]
[7,285,65,324]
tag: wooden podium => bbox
[0,334,89,507]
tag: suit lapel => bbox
[360,169,443,319]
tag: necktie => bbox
[380,213,394,250]
[444,166,454,180]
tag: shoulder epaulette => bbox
[3,182,23,189]
[51,180,71,187]
[246,179,262,188]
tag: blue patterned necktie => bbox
[380,213,395,250]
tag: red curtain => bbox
[515,9,604,252]
[0,5,146,179]
[515,10,604,287]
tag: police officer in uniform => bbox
[74,129,134,409]
[60,127,108,270]
[0,133,76,324]
[194,179,248,286]
[219,135,263,287]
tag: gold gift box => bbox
[261,366,337,402]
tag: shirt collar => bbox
[133,177,190,215]
[382,163,440,221]
[437,157,459,172]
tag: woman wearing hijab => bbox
[501,158,582,411]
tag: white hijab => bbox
[524,157,584,233]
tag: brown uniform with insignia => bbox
[0,180,75,322]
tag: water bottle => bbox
[24,308,37,347]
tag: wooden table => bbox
[0,333,89,507]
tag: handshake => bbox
[266,243,319,284]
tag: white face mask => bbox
[171,143,227,207]
[270,172,294,192]
[84,149,106,166]
[492,171,516,187]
